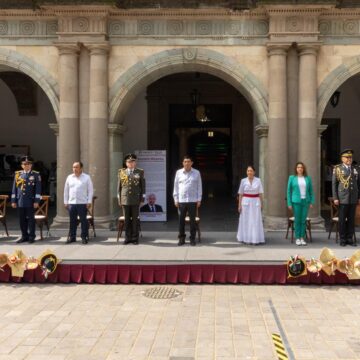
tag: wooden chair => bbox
[35,195,50,240]
[328,197,357,244]
[0,195,9,237]
[185,207,201,242]
[86,196,97,237]
[66,196,97,239]
[116,210,142,242]
[285,206,312,243]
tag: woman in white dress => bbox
[237,166,265,245]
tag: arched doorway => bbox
[122,72,254,222]
[109,48,268,222]
[0,63,58,210]
[320,74,360,207]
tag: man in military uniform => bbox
[332,149,360,246]
[11,156,42,243]
[118,154,145,245]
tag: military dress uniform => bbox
[11,159,42,243]
[118,155,145,244]
[332,149,360,246]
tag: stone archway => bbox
[109,47,268,125]
[108,48,268,214]
[318,55,360,123]
[0,48,59,121]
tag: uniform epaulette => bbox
[32,170,39,173]
[137,168,144,172]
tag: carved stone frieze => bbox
[0,19,58,37]
[319,18,360,36]
[108,18,269,38]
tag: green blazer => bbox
[287,175,315,206]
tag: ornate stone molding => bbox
[266,43,290,56]
[108,123,127,135]
[255,124,269,138]
[86,43,110,56]
[55,42,81,56]
[298,43,320,56]
[49,123,59,136]
[318,124,328,136]
[0,19,58,37]
[107,18,269,38]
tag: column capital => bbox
[318,124,328,136]
[266,43,291,57]
[86,42,110,55]
[49,122,59,136]
[255,124,269,139]
[55,42,80,56]
[298,43,320,56]
[108,123,127,135]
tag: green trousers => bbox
[292,199,309,239]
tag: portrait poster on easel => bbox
[135,150,167,222]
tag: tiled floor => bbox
[0,284,359,360]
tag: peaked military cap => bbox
[340,149,354,157]
[20,156,34,164]
[124,153,137,162]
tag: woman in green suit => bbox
[287,162,314,246]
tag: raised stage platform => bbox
[0,229,359,285]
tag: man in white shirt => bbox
[173,155,202,246]
[64,162,94,244]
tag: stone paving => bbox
[0,284,360,360]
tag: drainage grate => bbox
[142,287,182,299]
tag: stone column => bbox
[255,124,269,213]
[49,123,59,157]
[287,45,299,170]
[108,123,127,218]
[79,46,90,171]
[266,44,289,227]
[53,43,80,226]
[298,44,321,222]
[87,43,111,226]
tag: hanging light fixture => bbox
[190,89,211,123]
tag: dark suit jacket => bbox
[140,203,163,212]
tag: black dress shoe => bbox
[124,239,131,245]
[16,238,28,243]
[133,240,139,245]
[81,238,88,244]
[190,240,196,246]
[340,241,347,247]
[66,238,76,244]
[28,238,35,244]
[178,239,185,246]
[349,242,357,247]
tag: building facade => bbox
[0,0,360,228]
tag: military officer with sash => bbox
[11,156,42,243]
[118,154,145,245]
[332,149,360,246]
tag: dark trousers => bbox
[178,202,196,241]
[123,205,139,242]
[339,204,357,242]
[68,204,89,239]
[18,207,35,240]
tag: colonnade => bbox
[51,42,324,228]
[53,42,112,227]
[266,43,323,227]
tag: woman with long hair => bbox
[287,162,314,246]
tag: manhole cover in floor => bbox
[142,287,182,299]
